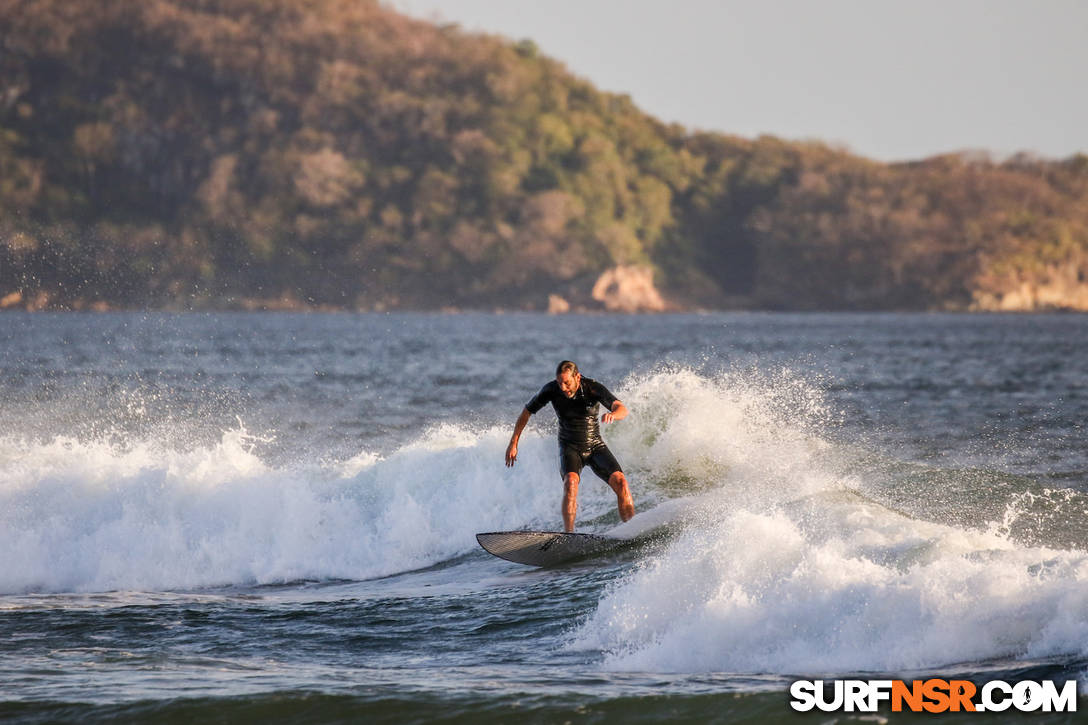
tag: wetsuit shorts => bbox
[560,442,622,482]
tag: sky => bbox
[390,0,1088,162]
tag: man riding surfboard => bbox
[505,361,635,532]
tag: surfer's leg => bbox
[563,472,580,532]
[607,471,635,522]
[559,445,586,532]
[588,446,634,523]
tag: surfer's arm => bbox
[601,400,627,424]
[505,407,532,466]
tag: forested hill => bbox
[2,0,1087,312]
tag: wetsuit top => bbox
[525,377,619,447]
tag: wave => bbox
[566,373,1088,675]
[0,421,607,594]
[7,355,1086,673]
[0,364,832,594]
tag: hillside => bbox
[2,0,1087,311]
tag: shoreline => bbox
[3,304,1087,315]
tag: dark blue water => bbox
[2,312,1087,722]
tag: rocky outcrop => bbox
[547,294,571,314]
[590,265,667,312]
[972,259,1088,311]
[973,279,1088,311]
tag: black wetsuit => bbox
[525,377,623,481]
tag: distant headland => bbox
[2,0,1086,312]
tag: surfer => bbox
[505,360,635,532]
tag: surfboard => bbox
[476,531,630,567]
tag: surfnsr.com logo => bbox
[790,679,1078,713]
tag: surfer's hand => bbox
[602,402,626,425]
[505,441,518,466]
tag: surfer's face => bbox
[557,371,581,398]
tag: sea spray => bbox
[569,366,1088,675]
[608,365,847,506]
[8,355,1086,683]
[0,421,621,594]
[4,312,1088,714]
[573,494,1088,673]
[0,364,836,595]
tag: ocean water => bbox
[1,311,1087,723]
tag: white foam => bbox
[608,366,843,505]
[0,420,624,594]
[573,471,1088,674]
[12,358,1086,683]
[0,366,848,594]
[559,366,1088,675]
